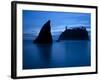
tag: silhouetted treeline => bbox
[58,27,89,41]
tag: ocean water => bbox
[23,38,91,69]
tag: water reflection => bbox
[23,40,90,69]
[35,44,52,68]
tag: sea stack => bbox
[33,20,53,44]
[57,26,89,41]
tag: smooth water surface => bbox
[23,40,90,69]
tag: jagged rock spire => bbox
[33,20,53,44]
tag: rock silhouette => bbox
[33,20,53,44]
[58,26,89,41]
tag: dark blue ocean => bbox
[23,35,91,69]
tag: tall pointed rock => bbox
[33,20,53,43]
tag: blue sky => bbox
[23,10,91,35]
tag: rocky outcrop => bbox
[33,20,53,44]
[57,27,89,41]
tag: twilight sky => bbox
[23,10,91,35]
